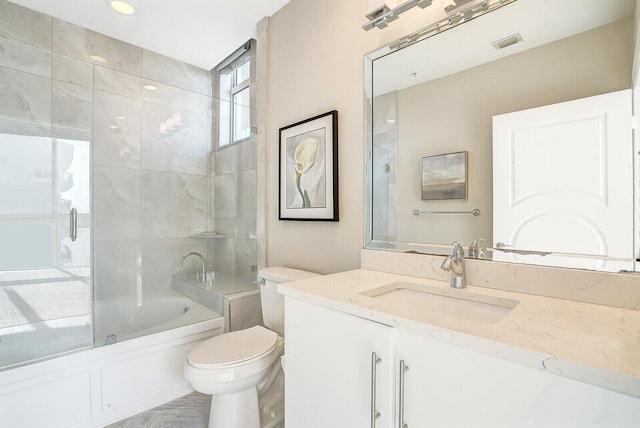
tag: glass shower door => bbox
[0,133,92,369]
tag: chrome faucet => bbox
[468,238,486,259]
[441,241,466,288]
[179,252,206,283]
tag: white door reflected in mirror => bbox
[492,89,633,272]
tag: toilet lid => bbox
[187,325,278,368]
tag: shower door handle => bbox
[70,208,77,242]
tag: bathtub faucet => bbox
[179,252,206,283]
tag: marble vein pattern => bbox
[238,138,257,171]
[142,50,211,96]
[0,38,51,78]
[51,80,92,132]
[106,392,210,428]
[279,268,640,398]
[52,19,142,74]
[0,67,51,124]
[142,79,211,116]
[213,173,238,219]
[141,171,207,239]
[141,101,208,175]
[0,117,50,138]
[208,175,216,227]
[237,169,257,238]
[214,144,238,175]
[93,165,141,241]
[231,239,257,275]
[53,54,93,88]
[93,239,141,301]
[93,90,142,168]
[141,238,207,293]
[0,0,230,307]
[361,249,640,310]
[95,66,142,98]
[0,0,51,49]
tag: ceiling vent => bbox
[492,33,523,50]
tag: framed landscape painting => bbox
[421,151,468,200]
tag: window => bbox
[218,52,251,148]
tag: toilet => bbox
[184,267,319,428]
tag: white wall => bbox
[266,0,450,274]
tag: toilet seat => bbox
[187,325,278,369]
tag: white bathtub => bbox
[93,295,218,345]
[0,295,223,428]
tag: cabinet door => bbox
[284,298,393,428]
[394,329,640,427]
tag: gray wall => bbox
[394,17,633,246]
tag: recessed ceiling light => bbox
[107,0,135,15]
[143,84,157,91]
[89,55,107,63]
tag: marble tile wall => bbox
[0,0,217,301]
[207,40,259,281]
[372,91,398,242]
[209,136,258,280]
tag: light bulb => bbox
[109,0,135,15]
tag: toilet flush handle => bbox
[258,277,266,286]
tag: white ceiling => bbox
[7,0,290,70]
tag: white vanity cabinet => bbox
[285,297,640,427]
[284,298,394,428]
[393,329,640,427]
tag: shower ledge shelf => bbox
[189,231,228,239]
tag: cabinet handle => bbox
[70,208,78,242]
[371,352,381,427]
[399,360,409,428]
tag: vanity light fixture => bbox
[107,0,136,15]
[363,0,433,31]
[386,0,516,51]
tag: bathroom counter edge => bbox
[277,269,640,399]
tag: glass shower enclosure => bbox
[0,133,92,368]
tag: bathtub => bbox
[0,294,223,428]
[93,295,219,345]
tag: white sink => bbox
[360,282,519,323]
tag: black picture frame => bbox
[279,110,339,221]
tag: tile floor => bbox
[106,392,210,428]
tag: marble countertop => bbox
[278,269,640,399]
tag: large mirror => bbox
[365,0,639,272]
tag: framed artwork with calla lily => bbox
[279,110,339,221]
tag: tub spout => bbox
[179,252,206,283]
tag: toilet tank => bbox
[258,267,319,335]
